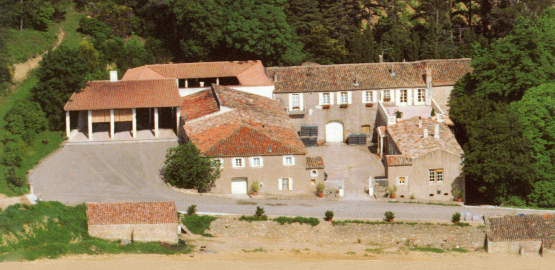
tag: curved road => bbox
[29,141,554,222]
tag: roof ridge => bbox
[266,58,471,69]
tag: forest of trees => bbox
[2,0,555,206]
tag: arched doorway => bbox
[326,121,344,142]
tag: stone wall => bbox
[486,240,542,256]
[89,223,178,244]
[208,218,485,249]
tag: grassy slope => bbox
[0,6,85,196]
[5,27,58,63]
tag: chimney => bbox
[200,81,204,87]
[418,117,422,128]
[274,74,278,82]
[425,68,433,88]
[110,70,118,82]
[423,129,428,138]
[379,55,383,63]
[434,124,440,139]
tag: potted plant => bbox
[316,182,325,198]
[255,206,265,218]
[365,103,374,107]
[187,204,197,215]
[387,185,398,199]
[340,103,348,108]
[251,181,260,196]
[384,211,395,222]
[322,104,330,109]
[383,98,391,102]
[452,212,461,224]
[324,210,334,222]
[395,111,403,119]
[453,190,464,202]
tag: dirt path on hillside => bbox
[12,28,65,83]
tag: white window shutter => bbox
[278,179,282,190]
[292,156,295,165]
[260,157,264,167]
[361,91,366,103]
[282,156,286,165]
[242,158,245,167]
[330,93,335,105]
[319,93,323,105]
[299,93,304,109]
[336,92,341,104]
[249,157,253,167]
[289,178,293,190]
[406,176,409,186]
[407,89,412,105]
[348,91,352,104]
[373,91,377,103]
[288,94,293,111]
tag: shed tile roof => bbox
[306,156,325,169]
[183,85,305,157]
[86,202,178,225]
[64,79,182,111]
[122,61,273,86]
[386,155,412,166]
[486,214,555,249]
[181,90,220,120]
[386,117,463,159]
[265,59,471,93]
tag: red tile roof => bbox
[181,90,220,120]
[122,61,273,86]
[64,79,183,111]
[386,117,463,159]
[265,59,471,93]
[306,156,325,169]
[86,202,178,225]
[486,214,555,249]
[183,85,306,157]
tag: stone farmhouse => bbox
[63,59,469,198]
[86,201,179,244]
[485,214,555,256]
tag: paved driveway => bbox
[28,142,554,221]
[306,143,384,199]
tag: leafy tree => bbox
[4,100,48,144]
[463,108,535,205]
[32,46,90,130]
[77,17,113,43]
[89,1,139,37]
[304,24,347,64]
[512,83,555,207]
[163,143,221,192]
[284,0,322,44]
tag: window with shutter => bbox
[282,178,289,190]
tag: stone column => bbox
[110,109,115,139]
[176,107,181,136]
[132,108,137,139]
[88,110,93,140]
[65,111,70,139]
[154,108,159,138]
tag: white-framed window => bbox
[383,90,391,102]
[364,91,373,103]
[250,156,263,168]
[429,169,443,183]
[212,158,224,169]
[279,178,293,190]
[400,89,407,103]
[311,169,318,177]
[283,155,295,166]
[340,92,348,104]
[232,157,245,168]
[418,89,426,102]
[397,176,407,186]
[322,93,330,104]
[292,94,300,109]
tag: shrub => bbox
[255,206,265,217]
[387,185,397,196]
[186,204,197,215]
[316,182,325,193]
[452,212,461,223]
[431,108,436,117]
[384,211,395,221]
[2,141,24,167]
[410,194,415,199]
[181,215,217,236]
[238,215,268,222]
[411,246,444,253]
[453,190,464,198]
[273,216,320,226]
[251,181,260,193]
[5,167,26,187]
[395,111,402,118]
[324,210,334,221]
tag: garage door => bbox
[231,178,248,194]
[326,122,344,142]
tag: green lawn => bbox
[5,28,58,63]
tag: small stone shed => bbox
[86,201,179,244]
[485,214,555,256]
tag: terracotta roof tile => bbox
[306,156,325,169]
[86,202,178,225]
[181,90,220,120]
[486,214,555,248]
[184,86,305,157]
[265,59,471,93]
[386,117,463,159]
[122,61,273,86]
[386,155,412,166]
[64,79,182,111]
